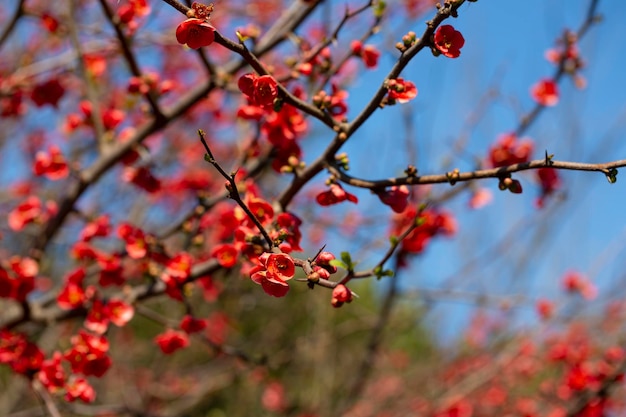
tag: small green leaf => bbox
[415,216,426,227]
[389,236,399,245]
[373,0,386,18]
[329,259,348,270]
[340,251,352,266]
[235,31,249,43]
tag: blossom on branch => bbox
[487,133,534,168]
[238,73,279,109]
[176,18,215,49]
[316,183,358,206]
[530,78,559,106]
[378,185,410,213]
[250,253,296,297]
[155,329,189,354]
[433,25,465,58]
[33,145,69,180]
[385,78,418,104]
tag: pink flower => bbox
[176,18,215,49]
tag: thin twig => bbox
[198,129,274,249]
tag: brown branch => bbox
[326,157,626,190]
[0,0,25,50]
[198,129,274,249]
[97,0,164,120]
[277,1,468,211]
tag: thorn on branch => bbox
[545,150,555,166]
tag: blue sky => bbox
[307,0,626,342]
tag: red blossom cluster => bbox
[391,206,457,259]
[546,30,586,88]
[237,76,308,171]
[8,195,58,231]
[351,40,381,69]
[0,256,37,302]
[33,145,69,180]
[64,100,126,133]
[487,133,534,168]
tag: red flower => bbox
[212,243,239,268]
[33,145,69,180]
[123,166,161,193]
[562,271,597,300]
[117,223,149,259]
[85,298,110,334]
[0,257,37,302]
[180,315,207,334]
[250,253,296,297]
[57,268,87,310]
[238,73,279,109]
[536,167,561,208]
[536,298,555,320]
[331,284,353,308]
[37,352,65,391]
[531,79,559,106]
[8,196,42,231]
[265,253,296,282]
[239,196,274,227]
[30,78,65,107]
[351,40,380,69]
[65,377,96,403]
[41,13,60,33]
[107,299,134,327]
[386,78,418,104]
[391,208,457,256]
[488,133,534,168]
[378,185,410,213]
[155,329,189,354]
[316,184,358,206]
[79,215,111,241]
[64,331,111,377]
[0,331,44,374]
[433,25,465,58]
[176,18,215,49]
[262,381,287,413]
